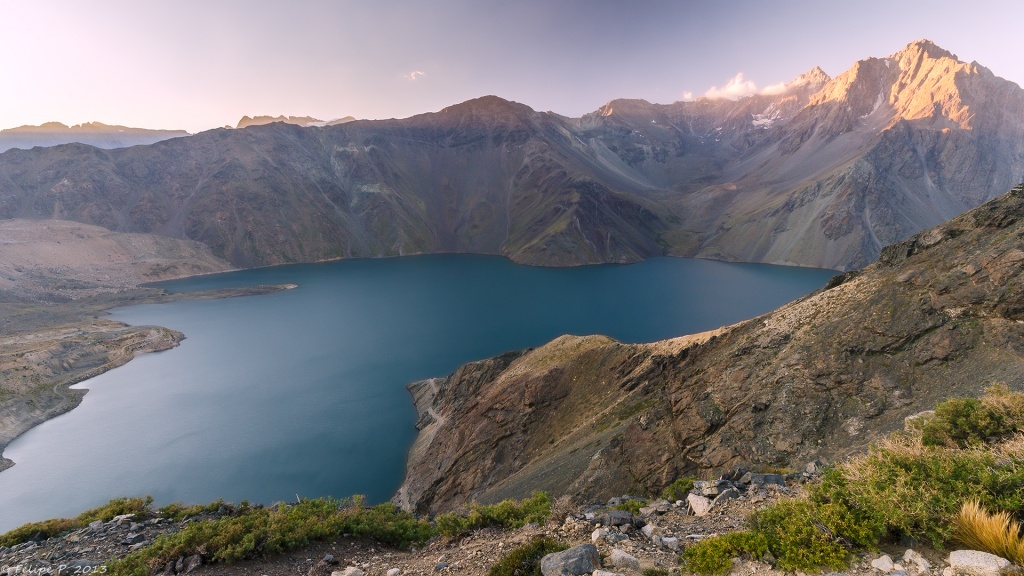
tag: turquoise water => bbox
[0,255,836,531]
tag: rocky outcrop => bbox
[0,41,1021,271]
[398,184,1024,513]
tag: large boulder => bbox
[540,543,601,575]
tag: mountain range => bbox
[0,122,189,153]
[0,39,1021,272]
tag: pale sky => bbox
[1,0,1021,134]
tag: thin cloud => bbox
[701,73,793,100]
[759,81,789,96]
[404,70,425,81]
[704,73,758,100]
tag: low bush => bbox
[106,498,434,576]
[813,434,1024,547]
[157,499,229,521]
[681,531,768,575]
[661,477,695,502]
[0,496,153,548]
[918,384,1024,447]
[751,498,866,571]
[486,536,567,576]
[613,498,645,515]
[436,491,551,538]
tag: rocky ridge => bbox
[0,41,1020,271]
[0,471,996,576]
[397,183,1024,515]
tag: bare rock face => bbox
[0,41,1021,271]
[398,185,1024,513]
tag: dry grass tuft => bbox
[954,500,1024,564]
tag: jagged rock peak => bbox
[790,66,831,88]
[891,38,958,63]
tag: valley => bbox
[1,34,1024,575]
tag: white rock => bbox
[942,567,955,576]
[592,528,608,544]
[871,554,895,573]
[641,524,655,538]
[903,549,931,574]
[387,570,401,576]
[661,536,680,551]
[592,571,624,576]
[331,569,364,576]
[948,550,1011,576]
[608,549,640,570]
[687,493,712,517]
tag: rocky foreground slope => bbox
[398,183,1024,515]
[0,40,1020,271]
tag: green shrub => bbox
[812,434,1024,548]
[681,531,768,575]
[661,477,695,502]
[157,499,228,521]
[919,384,1024,448]
[751,499,861,572]
[436,491,552,538]
[487,536,567,576]
[613,498,645,515]
[107,498,434,576]
[0,496,153,547]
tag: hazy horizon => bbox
[2,0,1022,134]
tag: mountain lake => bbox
[0,254,837,531]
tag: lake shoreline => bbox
[0,284,296,474]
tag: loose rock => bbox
[948,550,1011,576]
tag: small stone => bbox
[903,549,931,573]
[712,487,739,507]
[592,571,625,576]
[608,549,640,571]
[112,514,136,525]
[433,563,448,572]
[331,569,364,576]
[948,550,1011,576]
[871,555,895,573]
[942,568,955,576]
[662,536,680,551]
[387,570,401,576]
[687,493,712,517]
[123,533,145,545]
[182,556,202,574]
[323,555,337,565]
[592,528,608,544]
[641,525,655,539]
